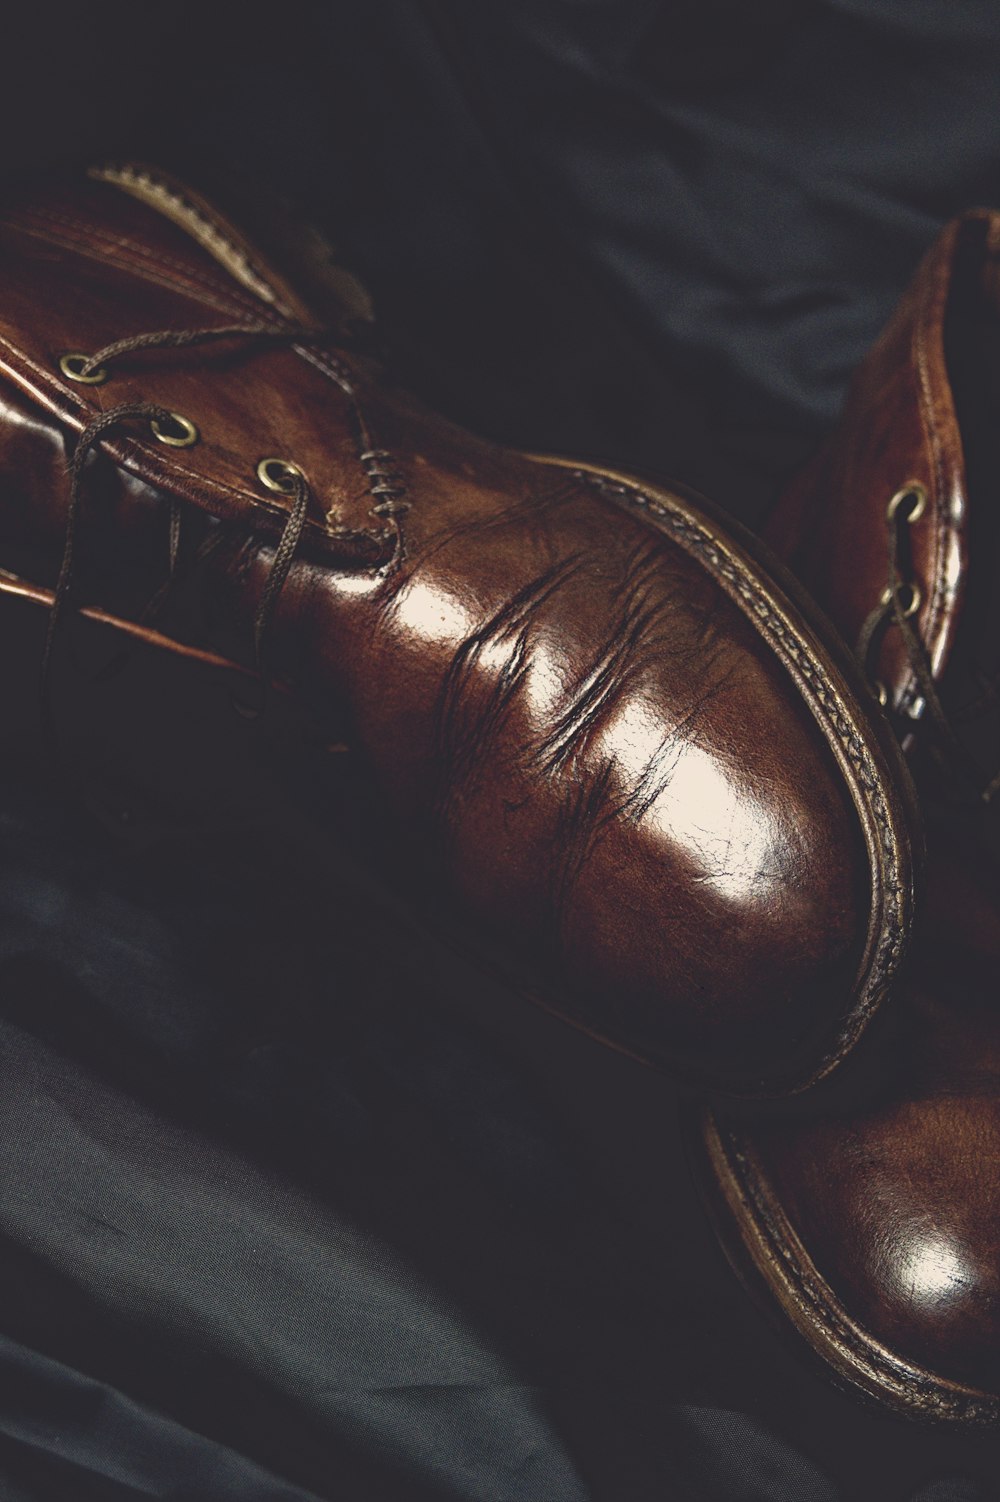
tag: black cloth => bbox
[155,0,1000,524]
[2,765,999,1501]
[2,4,1000,1498]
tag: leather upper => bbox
[767,210,1000,753]
[700,828,1000,1420]
[0,165,920,1093]
[700,212,1000,1417]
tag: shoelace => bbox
[858,487,1000,805]
[42,322,321,721]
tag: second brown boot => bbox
[694,210,1000,1421]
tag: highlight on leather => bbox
[0,162,921,1095]
[697,210,1000,1426]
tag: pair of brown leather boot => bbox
[0,166,992,1421]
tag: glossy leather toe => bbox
[699,833,1000,1420]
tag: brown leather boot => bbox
[0,163,917,1095]
[696,212,1000,1418]
[767,208,1000,815]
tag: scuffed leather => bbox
[0,165,919,1093]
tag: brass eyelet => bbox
[886,482,927,524]
[150,412,199,448]
[257,457,304,494]
[59,352,108,385]
[879,581,922,619]
[873,680,889,708]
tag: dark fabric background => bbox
[1,3,999,1497]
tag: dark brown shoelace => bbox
[858,497,1000,805]
[41,322,320,722]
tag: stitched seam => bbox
[5,211,273,324]
[80,197,410,564]
[293,345,410,571]
[6,183,410,571]
[580,470,907,1079]
[294,340,363,396]
[103,166,414,568]
[106,430,386,554]
[90,163,288,311]
[91,168,385,463]
[10,207,259,298]
[717,1123,998,1421]
[0,333,393,559]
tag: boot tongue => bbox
[0,170,401,572]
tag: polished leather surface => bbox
[0,165,919,1092]
[767,210,1000,773]
[698,825,1000,1423]
[698,208,1000,1420]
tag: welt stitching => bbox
[722,1127,995,1420]
[729,1132,915,1391]
[579,471,906,1029]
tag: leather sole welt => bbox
[692,1108,1000,1424]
